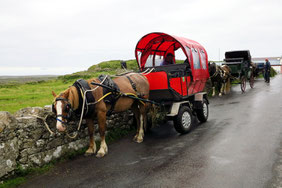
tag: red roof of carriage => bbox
[135,32,206,69]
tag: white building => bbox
[252,57,282,73]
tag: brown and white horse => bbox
[52,73,150,158]
[208,63,232,96]
[220,65,232,95]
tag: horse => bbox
[220,65,232,95]
[52,73,150,158]
[208,62,224,96]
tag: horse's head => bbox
[52,90,73,132]
[208,62,216,76]
[220,65,231,80]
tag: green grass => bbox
[0,163,54,188]
[0,60,139,114]
[0,80,73,114]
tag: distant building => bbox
[252,57,282,73]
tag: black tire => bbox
[173,106,194,134]
[196,99,209,123]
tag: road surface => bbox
[22,75,282,188]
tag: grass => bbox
[0,59,137,187]
[0,80,73,114]
[0,60,139,114]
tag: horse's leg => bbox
[135,103,146,143]
[222,82,226,94]
[96,111,108,158]
[132,103,141,142]
[226,78,231,94]
[85,119,96,155]
[211,81,216,97]
[219,82,223,97]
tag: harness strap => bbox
[210,65,219,78]
[126,76,137,92]
[73,79,96,118]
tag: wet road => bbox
[22,75,282,188]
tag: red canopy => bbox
[135,32,207,70]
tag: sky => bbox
[0,0,281,76]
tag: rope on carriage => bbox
[141,68,155,75]
[110,68,154,77]
[32,115,55,135]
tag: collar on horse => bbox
[72,79,96,118]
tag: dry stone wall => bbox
[0,106,133,180]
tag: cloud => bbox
[0,0,281,75]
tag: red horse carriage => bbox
[50,32,211,157]
[135,32,210,133]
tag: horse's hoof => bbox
[219,93,222,97]
[96,152,105,158]
[84,152,94,156]
[84,148,96,156]
[133,135,138,142]
[135,137,143,143]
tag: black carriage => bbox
[222,50,255,92]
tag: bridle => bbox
[52,97,73,126]
[210,64,220,78]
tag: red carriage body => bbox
[135,32,209,102]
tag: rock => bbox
[0,137,19,178]
[14,107,45,118]
[0,111,17,134]
[0,106,133,180]
[36,139,45,148]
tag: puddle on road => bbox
[210,155,232,165]
[228,101,240,105]
[213,103,224,107]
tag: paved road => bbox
[22,76,282,188]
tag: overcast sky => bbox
[0,0,281,75]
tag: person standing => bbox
[264,58,271,83]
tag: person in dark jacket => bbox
[161,53,174,66]
[264,58,271,83]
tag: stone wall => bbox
[0,106,133,180]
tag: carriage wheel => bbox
[196,99,209,123]
[240,76,246,92]
[249,74,255,88]
[174,106,194,134]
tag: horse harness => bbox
[73,79,96,118]
[210,64,221,79]
[53,74,142,123]
[95,74,139,116]
[52,79,96,124]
